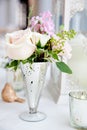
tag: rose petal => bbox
[6,36,36,60]
[29,32,50,46]
[6,30,24,43]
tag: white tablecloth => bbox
[0,95,75,130]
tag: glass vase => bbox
[6,68,24,91]
[19,62,48,122]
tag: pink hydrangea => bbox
[29,11,55,36]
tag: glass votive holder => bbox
[6,68,24,91]
[69,91,87,129]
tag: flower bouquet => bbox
[5,11,76,122]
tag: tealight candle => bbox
[69,91,87,129]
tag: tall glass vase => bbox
[19,62,48,122]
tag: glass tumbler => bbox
[69,91,87,129]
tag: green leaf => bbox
[37,40,42,48]
[10,60,18,66]
[49,51,59,60]
[21,59,28,64]
[52,53,58,60]
[56,61,72,74]
[36,48,43,54]
[5,60,19,71]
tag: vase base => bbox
[19,111,47,122]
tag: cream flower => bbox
[6,28,31,43]
[59,42,72,59]
[6,29,36,60]
[6,31,23,43]
[40,34,50,47]
[29,32,50,47]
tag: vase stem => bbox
[29,108,37,114]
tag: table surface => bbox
[0,94,75,130]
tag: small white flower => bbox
[59,42,72,59]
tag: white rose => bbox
[6,30,24,43]
[30,32,50,47]
[40,34,50,46]
[6,28,31,43]
[6,29,36,60]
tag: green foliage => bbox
[48,51,59,60]
[56,62,72,74]
[57,29,76,40]
[5,60,20,71]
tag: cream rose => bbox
[6,28,31,43]
[6,28,50,60]
[29,32,50,46]
[6,29,36,60]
